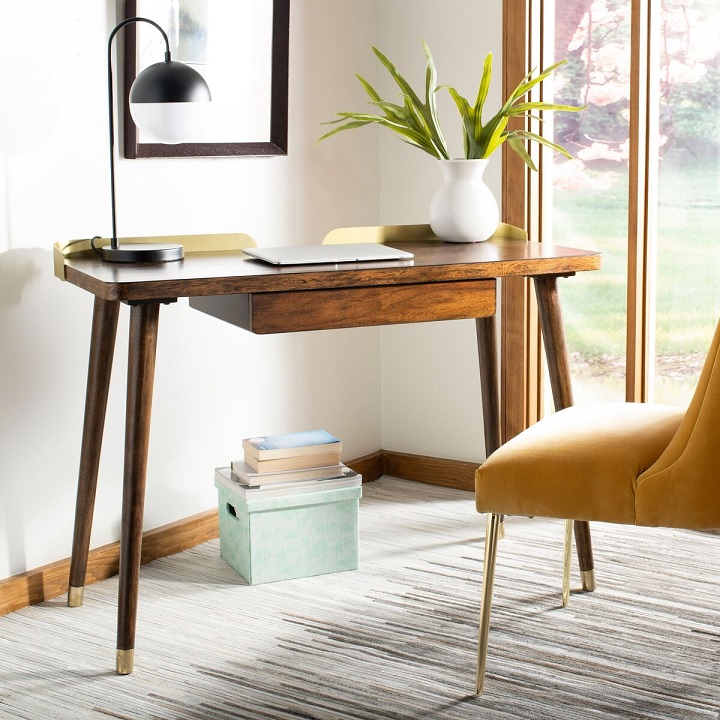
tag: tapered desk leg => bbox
[68,297,120,608]
[534,276,596,592]
[476,317,506,539]
[116,303,160,675]
[476,317,501,457]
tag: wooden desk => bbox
[56,227,601,674]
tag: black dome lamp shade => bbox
[102,17,211,263]
[130,58,212,144]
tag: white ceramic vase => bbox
[429,158,499,243]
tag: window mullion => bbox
[627,0,661,402]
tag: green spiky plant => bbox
[318,41,585,170]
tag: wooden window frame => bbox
[501,0,541,441]
[502,0,657,435]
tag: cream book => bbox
[242,429,341,461]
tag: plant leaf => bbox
[483,116,509,157]
[446,87,474,139]
[508,137,538,171]
[509,101,586,115]
[510,59,568,102]
[317,119,381,143]
[422,40,448,155]
[370,100,411,124]
[355,74,383,103]
[509,130,574,159]
[474,52,493,128]
[476,110,507,157]
[371,46,425,114]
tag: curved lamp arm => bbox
[109,16,171,61]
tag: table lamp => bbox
[103,17,211,263]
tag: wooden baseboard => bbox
[381,450,478,492]
[346,450,479,492]
[0,451,478,617]
[345,450,385,482]
[0,510,219,618]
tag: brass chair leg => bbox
[562,519,573,607]
[476,512,502,695]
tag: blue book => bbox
[242,429,342,460]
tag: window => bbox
[501,0,720,432]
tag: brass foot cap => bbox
[116,649,134,675]
[581,569,597,592]
[67,586,84,607]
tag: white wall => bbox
[0,0,503,581]
[377,2,503,461]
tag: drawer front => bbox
[249,279,496,333]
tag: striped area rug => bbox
[1,477,720,719]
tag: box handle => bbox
[225,502,239,520]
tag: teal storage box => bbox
[214,467,362,585]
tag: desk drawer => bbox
[190,279,496,334]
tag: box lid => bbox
[215,467,362,512]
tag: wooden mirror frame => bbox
[122,0,290,158]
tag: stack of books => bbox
[230,429,354,493]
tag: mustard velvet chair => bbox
[473,316,720,694]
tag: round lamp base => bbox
[102,243,184,263]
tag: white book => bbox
[215,466,361,500]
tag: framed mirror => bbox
[122,0,290,158]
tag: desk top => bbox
[60,236,601,303]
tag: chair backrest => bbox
[635,317,720,528]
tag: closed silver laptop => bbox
[243,243,414,265]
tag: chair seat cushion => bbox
[476,403,684,524]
